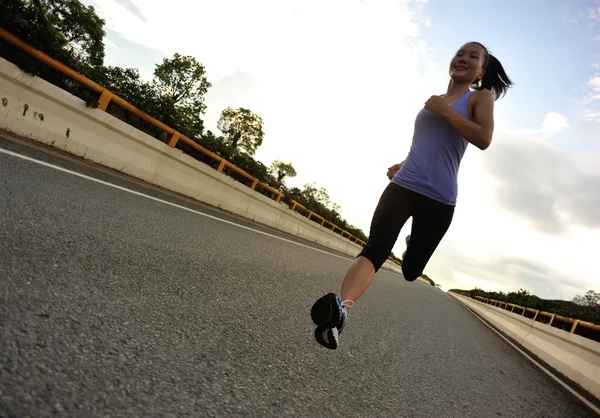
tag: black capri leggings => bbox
[357,182,455,280]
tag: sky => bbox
[82,0,600,300]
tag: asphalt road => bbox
[1,136,597,418]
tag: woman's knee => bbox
[357,250,385,273]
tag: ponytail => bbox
[471,43,514,100]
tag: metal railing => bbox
[0,27,389,262]
[472,295,600,340]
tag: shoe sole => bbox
[314,325,338,350]
[311,293,341,350]
[311,293,340,326]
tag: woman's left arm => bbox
[437,90,495,150]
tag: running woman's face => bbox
[449,43,487,84]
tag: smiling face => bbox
[449,42,487,84]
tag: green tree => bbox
[153,53,211,113]
[1,0,106,73]
[301,182,341,213]
[572,290,600,308]
[270,160,297,183]
[420,273,435,287]
[96,66,146,102]
[217,107,265,155]
[93,66,165,129]
[153,53,211,136]
[40,0,106,66]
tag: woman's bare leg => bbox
[311,183,411,350]
[340,256,376,307]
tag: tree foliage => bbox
[151,54,210,136]
[217,107,265,156]
[420,274,435,287]
[270,160,297,183]
[153,53,210,113]
[43,0,106,66]
[572,290,600,308]
[1,0,105,105]
[300,182,341,214]
[91,66,177,136]
[1,0,105,71]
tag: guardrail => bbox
[468,294,600,342]
[450,292,600,401]
[0,28,386,262]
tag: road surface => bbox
[0,136,597,417]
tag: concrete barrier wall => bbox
[0,57,404,274]
[449,292,600,399]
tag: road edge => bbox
[450,293,600,414]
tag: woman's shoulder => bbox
[469,88,494,101]
[467,89,494,109]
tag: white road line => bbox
[0,147,358,264]
[464,305,600,415]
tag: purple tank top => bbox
[392,90,475,206]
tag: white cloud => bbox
[583,76,600,122]
[590,5,600,22]
[540,112,570,136]
[111,0,146,22]
[514,112,570,138]
[585,110,600,122]
[588,76,600,100]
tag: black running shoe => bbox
[311,293,353,350]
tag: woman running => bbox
[311,41,513,350]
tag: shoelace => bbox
[338,298,355,313]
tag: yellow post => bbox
[250,179,258,189]
[533,310,539,321]
[275,193,283,203]
[168,131,180,148]
[548,314,555,326]
[290,201,298,211]
[570,320,580,334]
[217,160,227,172]
[97,89,113,111]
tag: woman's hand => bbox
[424,95,451,117]
[387,162,403,180]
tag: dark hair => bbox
[471,42,514,100]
